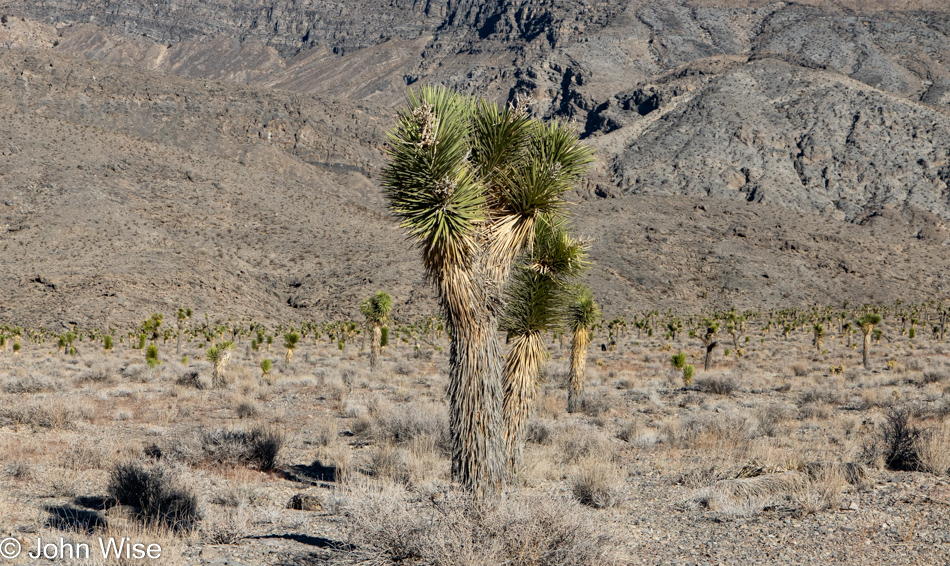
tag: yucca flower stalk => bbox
[207,341,234,388]
[360,291,393,373]
[566,285,600,413]
[382,86,592,498]
[501,217,587,475]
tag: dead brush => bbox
[327,486,613,565]
[571,456,626,509]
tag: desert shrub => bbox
[791,363,808,377]
[0,401,80,430]
[368,443,409,484]
[671,413,758,450]
[525,420,553,445]
[915,420,950,476]
[3,376,59,394]
[878,409,921,471]
[78,363,117,384]
[176,370,204,389]
[695,376,737,395]
[328,488,612,565]
[234,401,258,419]
[556,427,611,465]
[798,388,841,407]
[108,463,201,531]
[581,392,611,417]
[371,402,450,456]
[571,458,625,509]
[922,368,947,384]
[198,427,285,471]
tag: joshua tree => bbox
[501,218,586,475]
[142,313,163,345]
[283,331,300,365]
[858,313,883,370]
[682,364,695,386]
[381,85,593,497]
[671,351,687,370]
[260,358,273,384]
[699,318,720,372]
[813,323,825,353]
[145,344,160,368]
[567,286,600,414]
[176,307,192,355]
[207,341,234,388]
[360,291,393,373]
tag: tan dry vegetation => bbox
[0,322,950,564]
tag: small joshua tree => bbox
[176,307,192,355]
[683,364,695,386]
[104,335,114,353]
[283,331,300,365]
[671,351,687,370]
[145,344,160,368]
[858,313,883,370]
[142,313,163,345]
[812,323,825,354]
[360,291,393,373]
[699,318,720,372]
[260,358,273,384]
[567,286,600,413]
[207,341,234,388]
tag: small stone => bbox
[849,500,859,510]
[287,493,323,511]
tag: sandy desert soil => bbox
[1,315,949,565]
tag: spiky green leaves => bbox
[206,341,234,364]
[383,86,483,275]
[568,285,601,333]
[382,85,594,283]
[500,218,588,336]
[283,332,300,351]
[360,292,393,324]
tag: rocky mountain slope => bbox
[1,1,949,327]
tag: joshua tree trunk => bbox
[285,348,293,366]
[863,330,871,370]
[503,331,545,475]
[212,350,231,388]
[176,325,183,356]
[445,293,506,499]
[370,323,382,372]
[567,326,591,413]
[703,341,717,372]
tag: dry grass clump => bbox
[667,413,759,451]
[364,401,450,456]
[571,457,626,509]
[915,419,950,475]
[328,487,613,565]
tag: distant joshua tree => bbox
[857,313,883,370]
[360,292,393,373]
[176,307,192,355]
[700,318,720,372]
[812,323,825,353]
[207,341,234,388]
[567,286,600,414]
[283,331,300,365]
